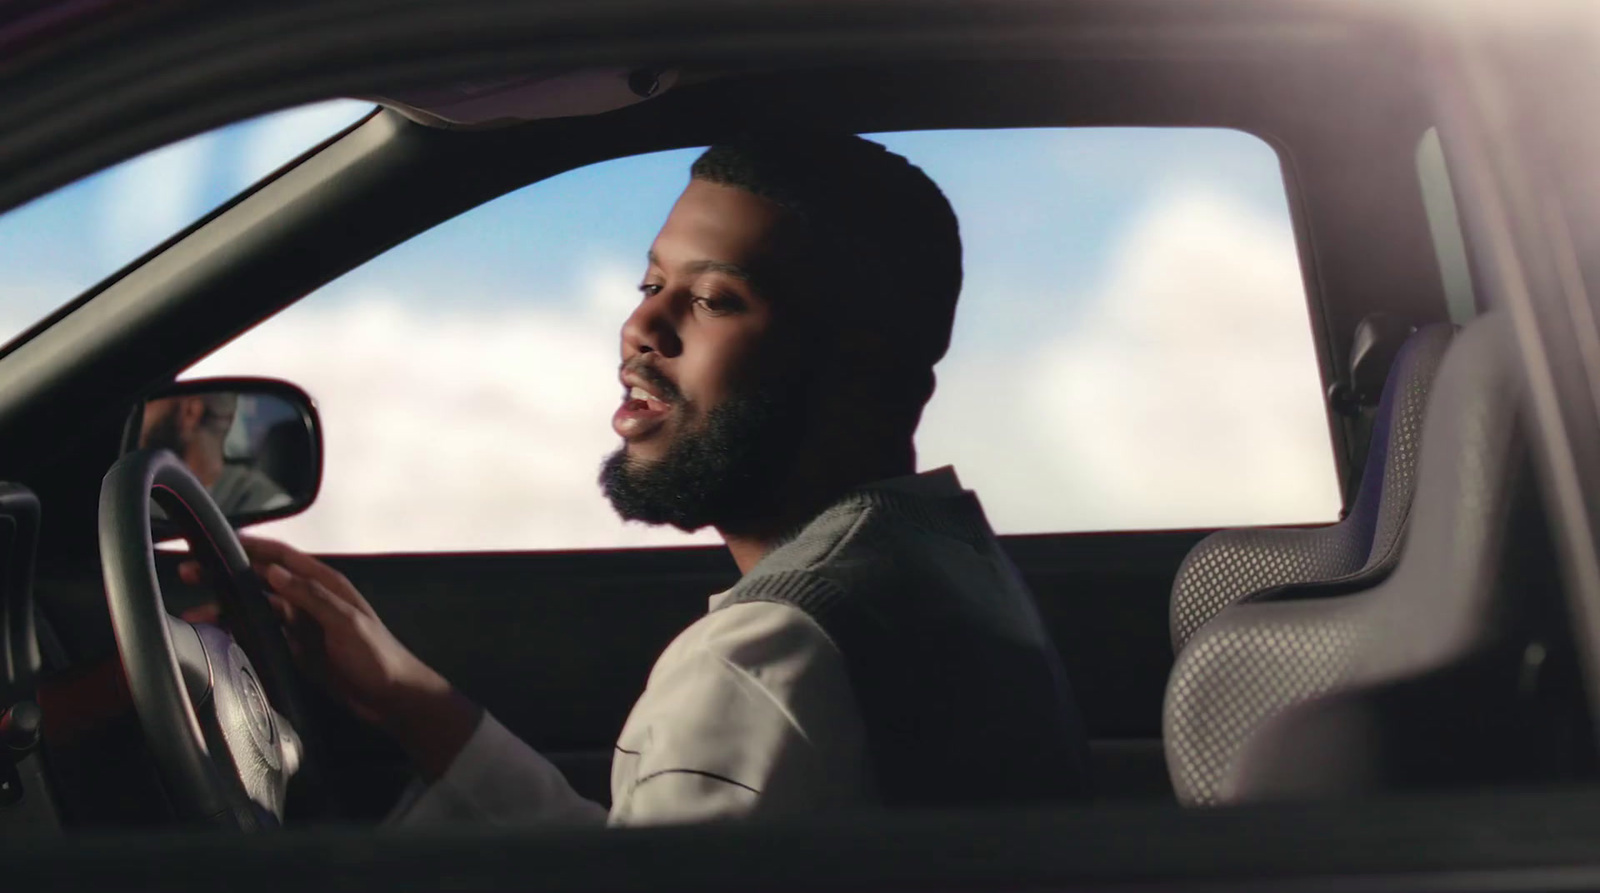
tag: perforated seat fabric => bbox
[1168,324,1454,651]
[1164,314,1536,806]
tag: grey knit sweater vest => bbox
[721,483,1091,806]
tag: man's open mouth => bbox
[613,377,675,440]
[624,385,670,413]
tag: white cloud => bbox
[0,277,75,344]
[189,265,718,552]
[188,187,1340,553]
[919,187,1342,532]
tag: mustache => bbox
[622,359,684,405]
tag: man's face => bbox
[601,178,814,530]
[139,395,235,487]
[139,396,190,454]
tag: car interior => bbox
[3,0,1600,889]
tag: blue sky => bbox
[0,104,1289,342]
[0,101,1340,551]
[0,100,376,335]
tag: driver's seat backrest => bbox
[1168,324,1455,652]
[1164,313,1592,805]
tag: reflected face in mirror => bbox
[140,394,235,488]
[139,392,300,517]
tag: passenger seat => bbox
[1164,313,1593,804]
[1169,323,1455,651]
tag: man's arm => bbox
[607,600,874,824]
[186,539,871,825]
[181,536,604,824]
[376,683,483,783]
[392,601,873,826]
[387,711,607,825]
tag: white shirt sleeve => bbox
[610,600,872,824]
[386,601,871,827]
[384,712,607,826]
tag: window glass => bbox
[0,100,374,347]
[186,127,1342,552]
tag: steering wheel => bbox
[99,448,326,829]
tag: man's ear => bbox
[825,328,934,421]
[830,325,893,366]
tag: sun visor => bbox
[371,67,679,129]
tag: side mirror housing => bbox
[122,377,323,534]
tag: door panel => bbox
[309,530,1196,808]
[45,528,1204,814]
[1000,531,1201,738]
[319,529,1200,743]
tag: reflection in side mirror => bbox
[123,377,323,532]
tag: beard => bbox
[599,378,807,533]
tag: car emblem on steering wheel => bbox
[225,641,278,757]
[240,667,273,742]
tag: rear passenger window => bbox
[189,127,1341,552]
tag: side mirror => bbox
[123,377,323,534]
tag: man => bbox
[190,133,1090,824]
[142,392,293,515]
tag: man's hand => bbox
[179,536,482,781]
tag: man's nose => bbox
[621,289,682,359]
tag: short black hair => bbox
[690,133,963,386]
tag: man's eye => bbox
[638,284,663,299]
[693,295,743,316]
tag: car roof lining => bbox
[0,0,1423,215]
